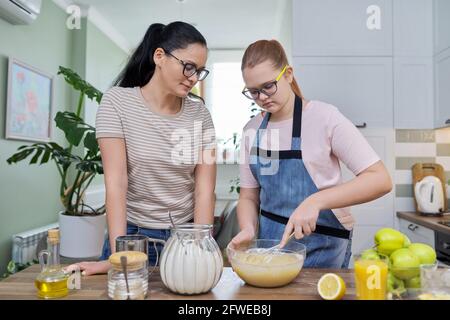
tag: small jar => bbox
[108,251,148,300]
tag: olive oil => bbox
[35,274,69,299]
[35,229,69,299]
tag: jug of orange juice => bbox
[354,253,388,300]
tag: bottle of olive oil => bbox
[35,229,69,299]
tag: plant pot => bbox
[59,211,106,258]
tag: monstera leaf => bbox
[57,66,103,103]
[7,66,105,215]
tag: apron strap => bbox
[260,209,351,240]
[292,95,302,138]
[254,95,304,156]
[251,148,302,159]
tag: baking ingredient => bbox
[35,229,69,299]
[231,248,303,288]
[160,235,223,295]
[35,276,69,299]
[317,273,346,300]
[108,251,148,300]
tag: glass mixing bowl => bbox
[226,239,306,288]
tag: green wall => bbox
[0,1,128,274]
[84,20,128,187]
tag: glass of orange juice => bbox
[354,253,388,300]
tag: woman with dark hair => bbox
[68,21,216,275]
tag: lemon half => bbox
[317,273,346,300]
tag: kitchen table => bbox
[0,265,356,300]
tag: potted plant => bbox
[226,102,261,194]
[229,177,240,195]
[7,66,106,258]
[222,132,240,162]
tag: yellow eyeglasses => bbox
[242,65,288,100]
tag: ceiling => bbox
[58,0,289,53]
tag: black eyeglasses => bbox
[242,65,287,100]
[163,49,210,81]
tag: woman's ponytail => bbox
[114,23,165,87]
[114,21,207,88]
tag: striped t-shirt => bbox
[95,86,216,229]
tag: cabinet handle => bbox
[355,122,367,129]
[408,224,418,231]
[446,119,450,125]
[444,242,450,250]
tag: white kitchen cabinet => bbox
[338,128,395,255]
[393,0,433,57]
[393,0,450,130]
[391,0,435,129]
[293,57,393,128]
[292,0,449,130]
[433,0,450,129]
[435,48,450,129]
[394,57,435,129]
[398,218,435,248]
[433,0,450,56]
[292,0,393,56]
[392,0,435,129]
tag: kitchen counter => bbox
[397,211,450,235]
[0,265,356,300]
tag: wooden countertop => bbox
[397,211,450,235]
[0,265,356,300]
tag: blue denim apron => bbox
[249,95,352,268]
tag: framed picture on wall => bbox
[5,58,53,142]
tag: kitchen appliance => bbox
[415,176,445,215]
[435,231,450,266]
[412,163,448,215]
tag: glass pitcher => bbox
[159,224,223,295]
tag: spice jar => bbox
[108,251,148,300]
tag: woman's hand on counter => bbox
[229,228,255,250]
[280,198,321,247]
[64,260,111,276]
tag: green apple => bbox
[387,272,406,297]
[403,235,411,248]
[405,276,421,289]
[408,243,436,265]
[375,228,405,256]
[361,248,380,260]
[390,248,421,280]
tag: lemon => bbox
[317,273,346,300]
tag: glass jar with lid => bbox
[159,224,223,295]
[108,251,148,300]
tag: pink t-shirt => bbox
[239,100,380,230]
